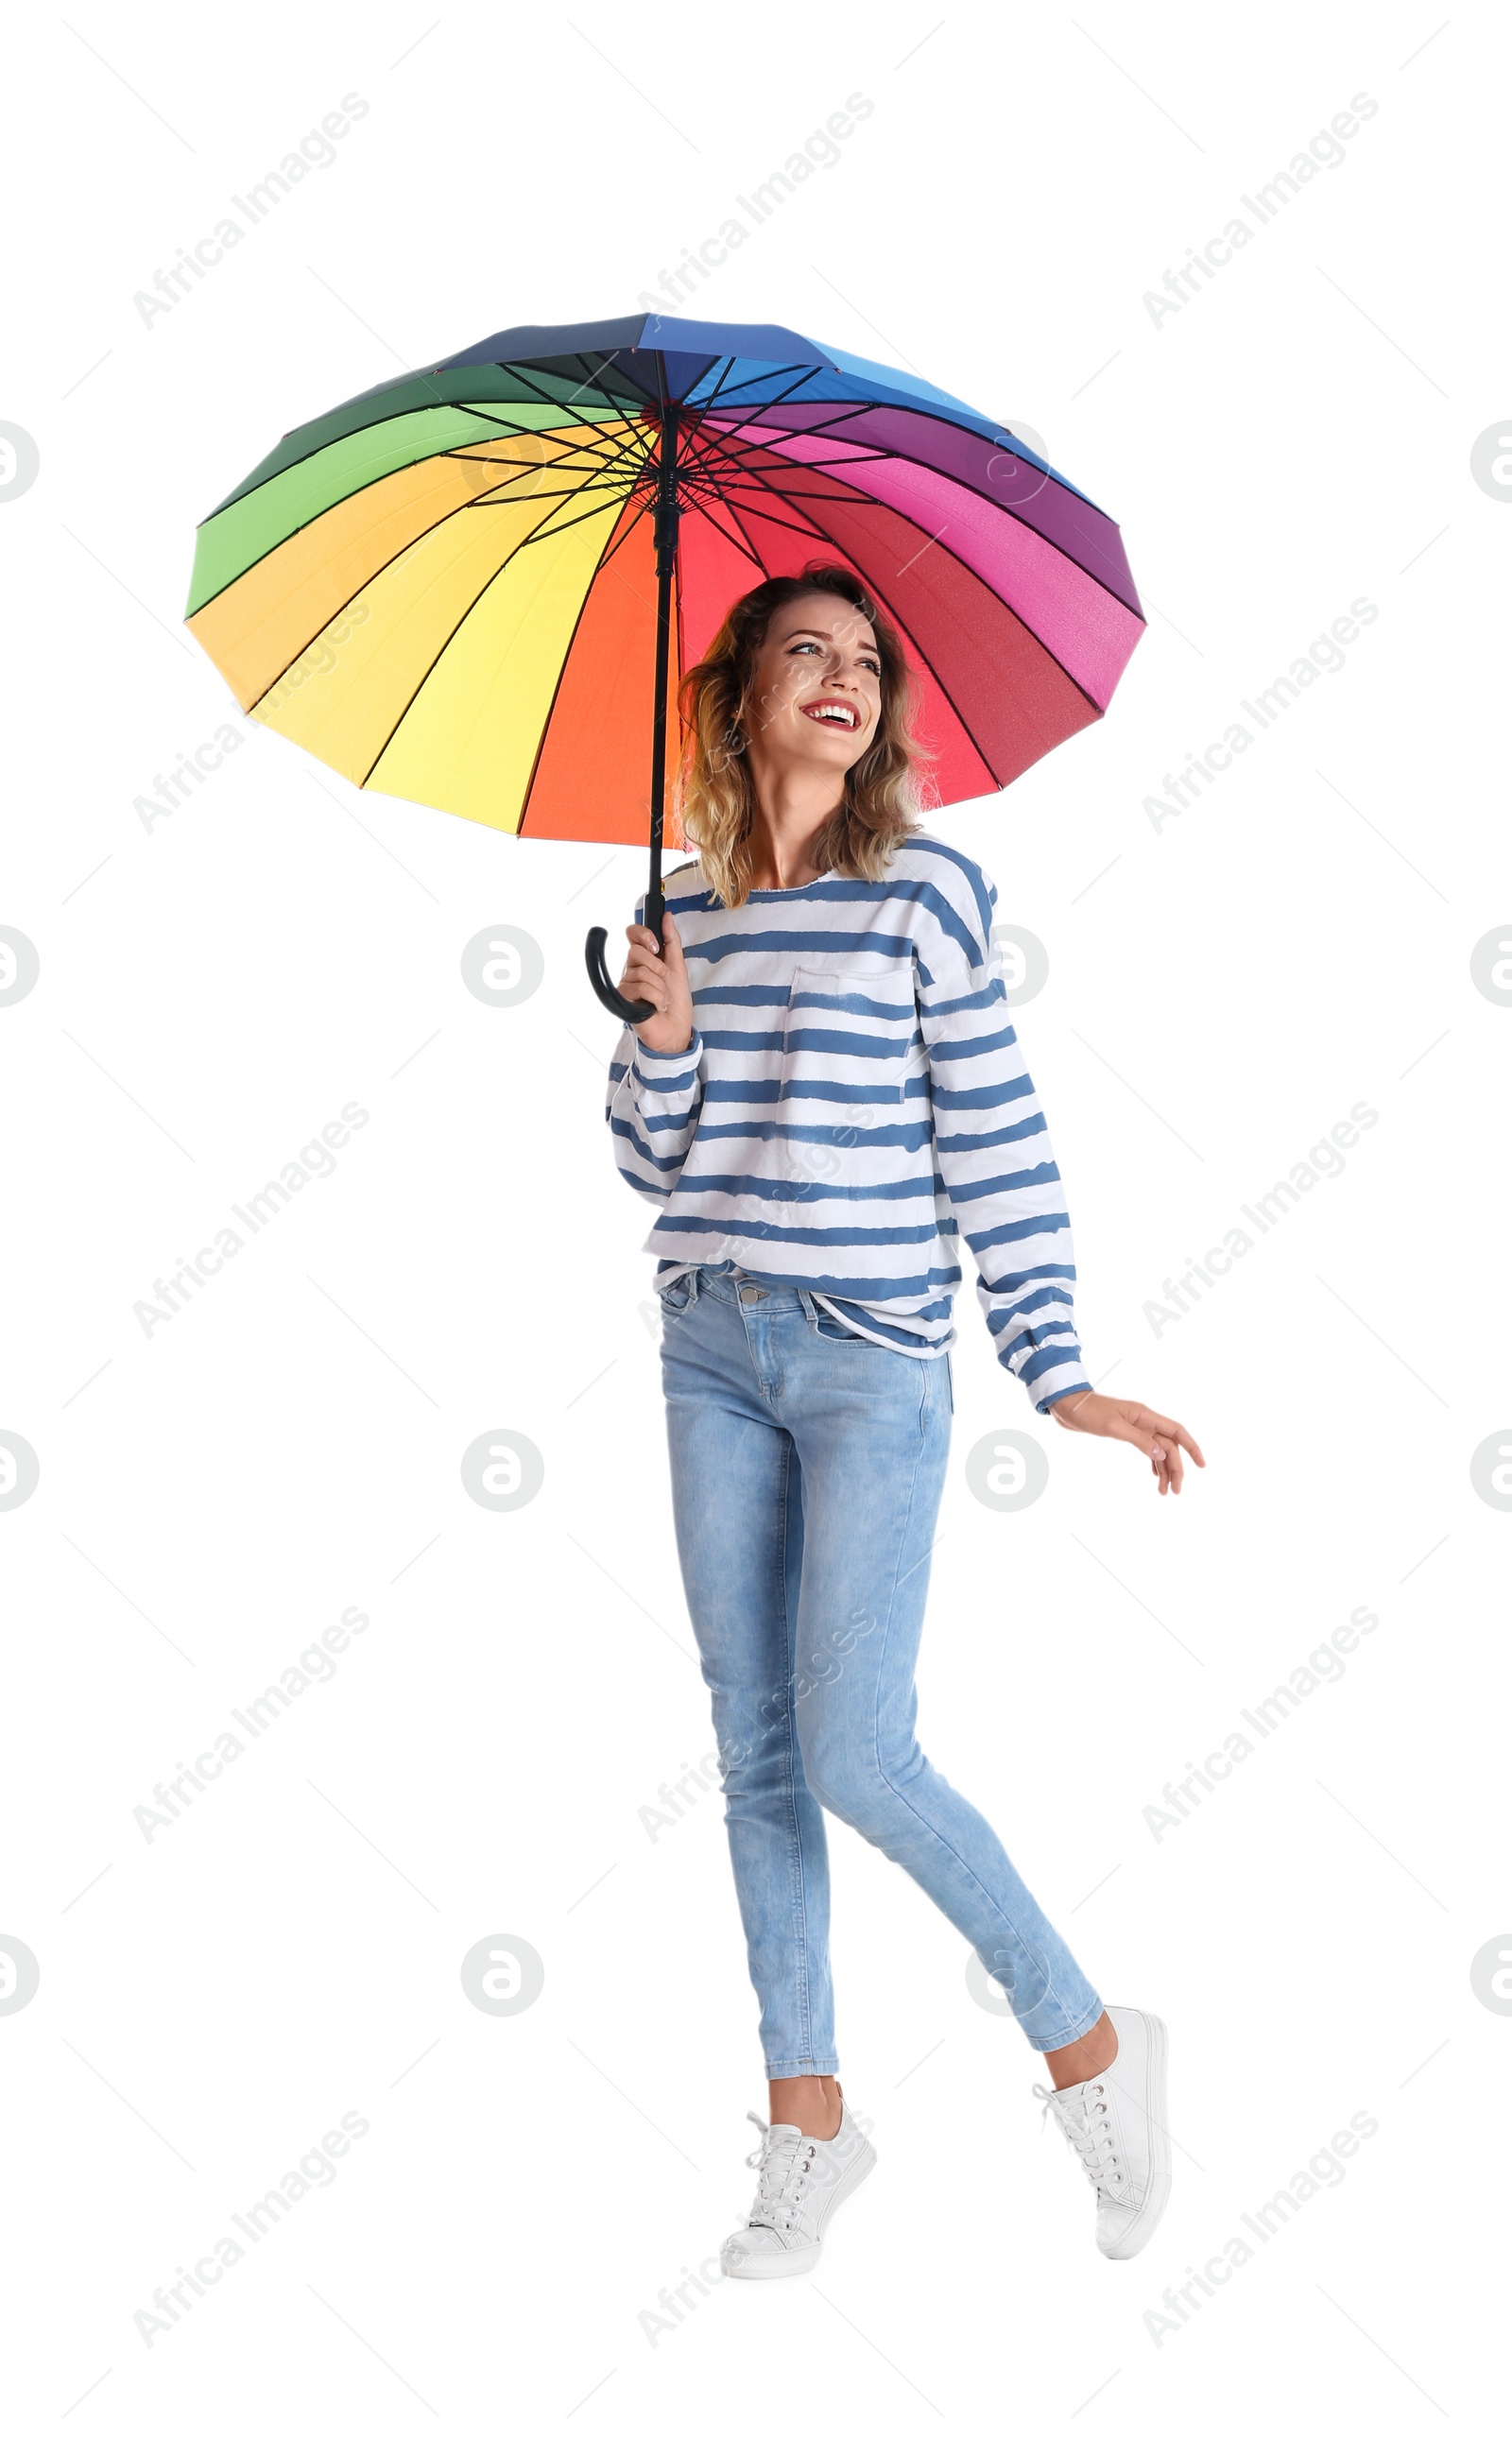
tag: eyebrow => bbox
[784,627,880,651]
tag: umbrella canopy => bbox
[185,312,1143,845]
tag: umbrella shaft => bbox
[645,394,679,941]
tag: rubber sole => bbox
[1100,2011,1171,2260]
[723,2140,877,2281]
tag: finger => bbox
[1107,1414,1166,1462]
[660,915,685,968]
[626,979,672,1015]
[625,924,661,953]
[1109,1416,1180,1490]
[1138,1409,1206,1467]
[619,962,669,1011]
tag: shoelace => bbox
[1031,2079,1125,2198]
[740,2109,821,2235]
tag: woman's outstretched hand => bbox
[620,916,695,1056]
[1049,1389,1205,1496]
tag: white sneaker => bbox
[1033,2004,1171,2259]
[721,2095,877,2280]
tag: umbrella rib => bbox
[442,406,633,463]
[666,359,835,468]
[345,497,623,792]
[450,341,662,515]
[449,396,651,483]
[671,405,910,505]
[507,487,654,549]
[188,405,640,620]
[689,406,1141,624]
[591,491,666,576]
[206,385,632,526]
[676,438,879,514]
[679,369,840,462]
[689,475,819,576]
[240,505,545,715]
[239,470,633,715]
[483,352,639,427]
[677,449,876,553]
[703,384,1106,527]
[681,358,820,409]
[691,416,902,477]
[516,498,653,841]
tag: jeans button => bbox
[740,1285,762,1304]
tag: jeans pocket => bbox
[811,1304,865,1344]
[660,1274,696,1317]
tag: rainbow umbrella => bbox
[185,313,1144,1021]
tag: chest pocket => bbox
[781,963,920,1134]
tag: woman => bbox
[607,562,1203,2280]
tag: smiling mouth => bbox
[800,700,863,731]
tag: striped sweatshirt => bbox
[606,836,1092,1413]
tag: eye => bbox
[788,639,821,655]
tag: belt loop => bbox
[797,1288,816,1323]
[685,1266,703,1307]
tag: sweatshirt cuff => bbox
[1036,1378,1092,1416]
[631,1031,702,1091]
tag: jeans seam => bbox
[867,1365,1091,2046]
[775,1433,815,2069]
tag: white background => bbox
[3,1,1504,2428]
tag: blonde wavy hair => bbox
[674,562,927,909]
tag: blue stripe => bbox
[671,1171,940,1203]
[650,1213,952,1248]
[921,981,1004,1018]
[688,928,916,969]
[986,1292,1075,1329]
[947,1160,1062,1204]
[927,1023,1020,1064]
[935,1113,1045,1153]
[608,1115,689,1172]
[982,1264,1077,1296]
[967,1211,1074,1253]
[784,1025,911,1059]
[701,1077,908,1107]
[632,1059,699,1091]
[694,1118,936,1151]
[931,1076,1034,1110]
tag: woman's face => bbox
[741,592,883,782]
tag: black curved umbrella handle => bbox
[585,926,655,1025]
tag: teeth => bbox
[810,704,855,726]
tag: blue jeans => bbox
[660,1266,1103,2077]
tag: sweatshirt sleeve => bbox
[606,1022,705,1204]
[917,859,1092,1414]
